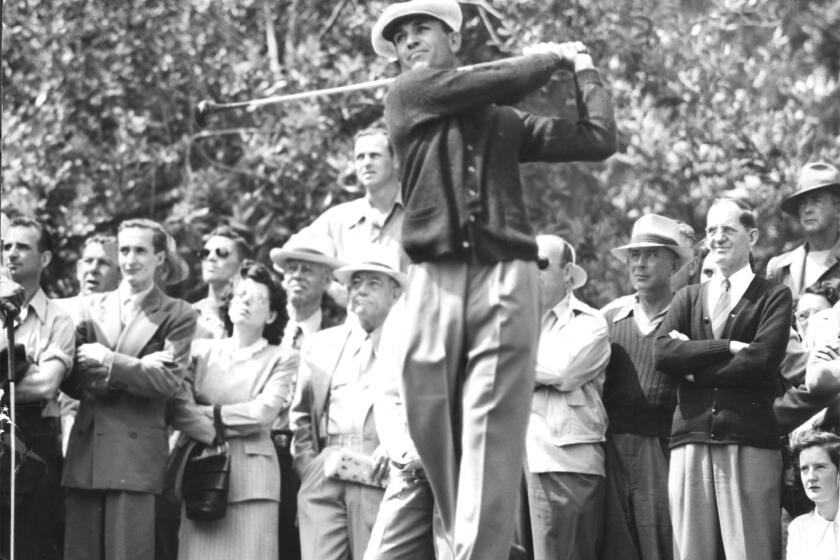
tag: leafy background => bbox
[2,0,839,307]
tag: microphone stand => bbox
[2,309,16,560]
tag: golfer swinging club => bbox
[372,1,617,558]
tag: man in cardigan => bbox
[654,198,792,560]
[767,161,840,301]
[372,1,616,558]
[599,214,693,560]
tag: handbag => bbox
[181,404,230,521]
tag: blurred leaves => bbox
[2,0,839,306]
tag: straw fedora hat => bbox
[611,214,694,265]
[269,232,346,271]
[780,162,840,216]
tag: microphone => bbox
[0,276,25,324]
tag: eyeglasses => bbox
[795,308,826,324]
[198,247,232,260]
[281,261,317,276]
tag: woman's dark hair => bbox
[803,281,840,307]
[792,430,840,470]
[221,260,288,345]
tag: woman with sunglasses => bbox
[193,226,252,338]
[171,260,298,559]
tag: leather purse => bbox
[181,404,230,521]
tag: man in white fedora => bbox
[600,213,693,560]
[291,254,406,560]
[269,230,347,560]
[767,161,840,300]
[371,1,616,557]
[525,234,611,560]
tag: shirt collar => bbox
[227,337,269,363]
[612,294,638,323]
[349,195,403,229]
[295,308,322,336]
[119,281,155,306]
[714,263,754,293]
[23,288,49,324]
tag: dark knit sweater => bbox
[384,54,616,264]
[602,305,677,439]
[654,276,792,449]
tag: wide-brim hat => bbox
[611,214,694,265]
[334,260,409,290]
[371,0,462,60]
[269,232,345,271]
[781,162,840,216]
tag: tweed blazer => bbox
[654,275,792,449]
[290,324,379,479]
[61,286,197,493]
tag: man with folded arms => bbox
[654,198,792,560]
[61,218,197,560]
[291,255,405,560]
[526,234,610,560]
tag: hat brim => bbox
[334,264,408,290]
[611,242,693,266]
[371,0,462,60]
[781,182,840,215]
[569,264,587,290]
[269,248,345,270]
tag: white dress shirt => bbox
[707,264,754,318]
[786,508,839,560]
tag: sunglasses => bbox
[198,247,232,260]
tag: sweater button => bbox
[468,214,477,223]
[462,240,471,249]
[468,189,477,198]
[467,165,476,174]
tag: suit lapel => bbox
[312,328,352,420]
[787,244,807,295]
[116,288,164,357]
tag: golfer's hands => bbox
[523,41,593,71]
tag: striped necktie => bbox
[711,278,731,338]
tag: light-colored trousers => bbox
[297,448,385,560]
[601,433,673,560]
[401,260,540,560]
[669,443,782,560]
[364,467,438,560]
[526,471,605,560]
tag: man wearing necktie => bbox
[269,231,347,559]
[61,218,197,560]
[654,198,792,560]
[291,256,405,560]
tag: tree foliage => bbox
[2,0,839,306]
